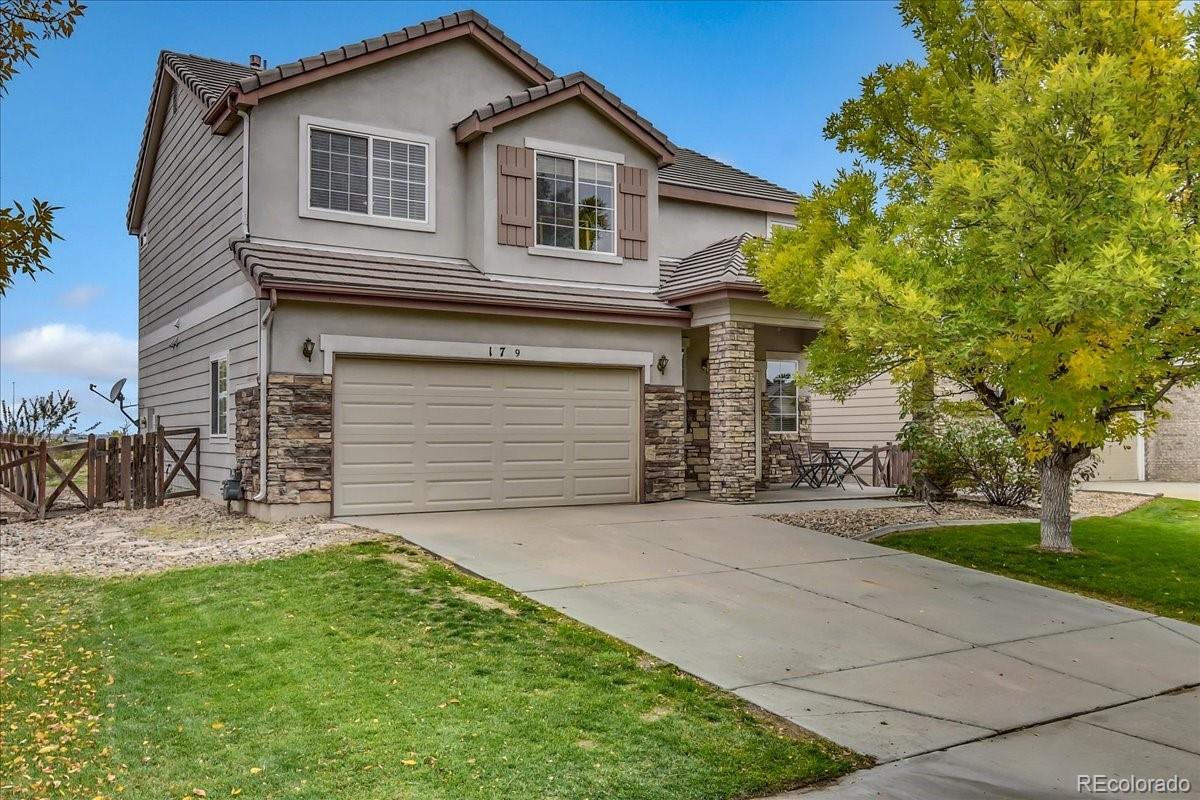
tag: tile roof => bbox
[234,241,689,322]
[162,51,256,108]
[659,148,799,204]
[235,10,553,95]
[457,72,674,156]
[658,233,763,301]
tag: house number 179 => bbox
[489,346,521,358]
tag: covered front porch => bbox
[682,308,824,503]
[655,232,904,504]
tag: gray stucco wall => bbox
[659,198,792,261]
[137,83,259,498]
[270,301,685,387]
[472,99,662,288]
[247,37,529,259]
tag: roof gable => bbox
[454,72,675,166]
[205,10,554,132]
[659,233,762,301]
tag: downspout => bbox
[254,288,276,503]
[232,107,273,505]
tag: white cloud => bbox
[1,324,137,381]
[58,284,104,308]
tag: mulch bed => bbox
[0,497,385,578]
[766,491,1154,539]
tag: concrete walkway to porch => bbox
[347,498,1200,797]
[686,484,899,504]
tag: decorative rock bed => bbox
[766,491,1155,540]
[0,497,385,578]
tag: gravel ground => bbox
[0,498,386,578]
[766,491,1155,539]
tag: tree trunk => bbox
[1038,457,1074,552]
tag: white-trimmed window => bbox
[299,116,435,231]
[766,359,799,433]
[210,355,228,438]
[535,152,616,254]
[767,219,797,238]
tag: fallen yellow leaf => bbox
[249,767,262,775]
[401,759,418,766]
[210,722,224,730]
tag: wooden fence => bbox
[0,427,200,520]
[840,443,913,488]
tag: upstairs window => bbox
[535,153,615,254]
[301,117,434,230]
[766,359,799,433]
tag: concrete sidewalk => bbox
[1079,480,1200,501]
[348,498,1200,796]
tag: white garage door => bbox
[334,357,639,515]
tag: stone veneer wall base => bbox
[643,385,686,501]
[234,374,333,512]
[685,390,711,492]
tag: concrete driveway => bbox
[349,499,1200,796]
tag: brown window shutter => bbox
[497,144,534,246]
[618,166,649,260]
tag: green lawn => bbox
[0,542,857,800]
[880,498,1200,623]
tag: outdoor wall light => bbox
[656,354,669,374]
[302,337,315,361]
[700,357,709,374]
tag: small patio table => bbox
[791,447,869,490]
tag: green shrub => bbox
[899,403,1039,507]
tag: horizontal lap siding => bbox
[809,375,907,448]
[137,83,257,498]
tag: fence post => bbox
[108,435,119,501]
[156,428,165,506]
[120,435,132,510]
[85,434,96,508]
[194,430,201,499]
[36,440,48,520]
[144,431,155,507]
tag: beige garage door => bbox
[1090,436,1141,481]
[334,357,639,515]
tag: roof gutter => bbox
[261,282,693,328]
[658,183,797,216]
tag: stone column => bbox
[708,320,757,501]
[642,385,686,501]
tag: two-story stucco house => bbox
[128,9,909,519]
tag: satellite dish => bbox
[108,378,127,403]
[88,378,138,426]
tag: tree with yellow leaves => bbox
[748,0,1199,550]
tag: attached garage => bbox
[333,357,640,515]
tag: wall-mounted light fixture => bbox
[302,337,315,361]
[700,357,709,374]
[656,354,669,374]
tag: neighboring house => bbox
[1089,385,1200,482]
[128,9,909,519]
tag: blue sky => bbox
[0,1,921,429]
